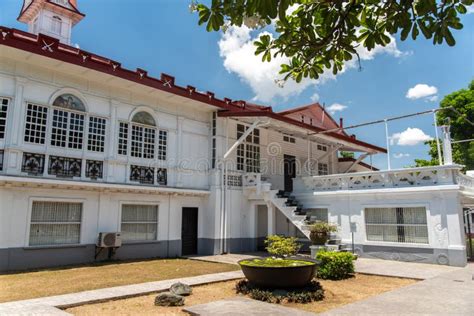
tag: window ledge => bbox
[23,244,87,250]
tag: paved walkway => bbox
[188,253,461,280]
[0,270,244,315]
[184,297,316,315]
[321,263,474,315]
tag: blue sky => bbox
[1,0,473,169]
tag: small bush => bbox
[235,279,324,304]
[316,250,356,280]
[264,235,301,257]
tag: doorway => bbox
[256,205,268,251]
[284,154,296,192]
[181,207,198,256]
[463,207,473,261]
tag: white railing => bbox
[297,165,463,192]
[457,173,474,190]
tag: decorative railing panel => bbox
[130,165,155,184]
[22,152,45,175]
[48,156,82,178]
[299,165,462,192]
[85,160,103,180]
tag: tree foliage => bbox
[192,0,472,83]
[415,80,474,170]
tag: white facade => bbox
[0,0,472,271]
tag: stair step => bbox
[326,239,342,245]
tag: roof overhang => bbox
[0,175,210,196]
[218,111,387,154]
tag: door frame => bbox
[283,154,296,192]
[181,207,199,256]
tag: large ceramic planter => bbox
[238,258,318,288]
[310,231,328,245]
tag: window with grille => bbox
[121,204,158,241]
[130,165,155,184]
[86,160,103,179]
[51,16,62,34]
[365,207,428,244]
[317,144,328,152]
[87,117,106,152]
[118,122,128,155]
[130,125,155,159]
[24,103,48,144]
[48,156,82,178]
[29,201,82,246]
[306,208,328,222]
[50,109,85,149]
[236,124,260,172]
[158,130,167,161]
[0,98,8,139]
[22,152,45,175]
[283,134,295,144]
[318,163,329,175]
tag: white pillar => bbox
[441,125,453,165]
[267,203,275,236]
[384,119,391,170]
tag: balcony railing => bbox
[296,165,464,192]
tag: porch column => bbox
[267,203,275,236]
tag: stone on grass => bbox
[170,282,193,296]
[154,292,185,306]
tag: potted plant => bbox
[309,222,337,245]
[238,236,318,288]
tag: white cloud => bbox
[326,103,347,115]
[406,84,438,101]
[218,26,408,103]
[310,93,320,102]
[467,5,474,14]
[393,153,410,159]
[391,128,433,146]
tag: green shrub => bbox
[235,279,324,304]
[264,235,301,257]
[316,250,356,280]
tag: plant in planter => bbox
[238,236,317,288]
[264,235,301,257]
[309,222,337,245]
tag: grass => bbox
[0,258,239,303]
[65,274,417,315]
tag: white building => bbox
[0,0,472,271]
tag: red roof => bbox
[0,26,386,153]
[278,103,348,136]
[338,157,379,171]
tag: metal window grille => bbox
[29,201,82,246]
[118,122,128,155]
[0,98,8,139]
[51,109,68,147]
[158,130,167,161]
[87,117,106,152]
[225,175,242,187]
[130,165,155,184]
[48,156,82,178]
[121,204,158,241]
[85,160,103,180]
[318,163,329,175]
[365,207,428,244]
[68,112,84,149]
[21,152,45,175]
[236,124,260,172]
[24,103,48,144]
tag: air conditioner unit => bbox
[97,232,122,248]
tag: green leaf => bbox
[444,28,456,46]
[412,24,419,40]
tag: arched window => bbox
[51,16,62,35]
[118,111,167,161]
[51,94,86,149]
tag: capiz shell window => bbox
[29,201,82,246]
[121,204,158,241]
[365,207,428,244]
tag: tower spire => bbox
[18,0,85,45]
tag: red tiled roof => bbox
[0,26,386,153]
[338,157,379,171]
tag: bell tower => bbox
[18,0,85,45]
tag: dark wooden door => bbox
[181,207,198,256]
[284,154,296,192]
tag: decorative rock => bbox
[154,292,185,306]
[170,282,193,296]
